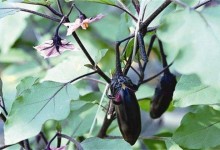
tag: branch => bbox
[138,62,173,86]
[97,101,115,138]
[0,7,61,22]
[56,0,64,15]
[0,144,14,150]
[140,0,172,35]
[194,0,212,9]
[21,2,63,17]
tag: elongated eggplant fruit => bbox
[150,72,177,119]
[110,76,141,145]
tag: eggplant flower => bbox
[64,14,104,36]
[34,35,75,58]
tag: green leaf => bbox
[81,137,132,150]
[0,2,20,19]
[16,77,39,96]
[174,75,220,107]
[94,49,108,64]
[136,84,154,100]
[173,106,220,149]
[0,7,28,53]
[143,138,166,150]
[165,138,182,150]
[175,0,201,10]
[157,7,220,89]
[61,101,97,137]
[0,49,32,63]
[2,61,42,111]
[142,0,175,27]
[43,52,90,83]
[116,12,131,40]
[4,81,79,145]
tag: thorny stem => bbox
[122,27,158,75]
[72,32,111,83]
[115,42,123,75]
[137,32,147,83]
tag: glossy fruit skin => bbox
[110,76,141,145]
[150,72,177,119]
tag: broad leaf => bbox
[4,81,79,145]
[43,52,90,83]
[0,2,20,20]
[143,138,166,150]
[175,0,201,9]
[61,101,97,137]
[94,49,108,64]
[81,137,132,150]
[16,77,39,96]
[0,48,32,63]
[173,106,220,149]
[165,138,182,150]
[0,8,27,53]
[1,61,42,112]
[157,7,220,89]
[174,75,220,107]
[142,0,175,27]
[116,12,131,40]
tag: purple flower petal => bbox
[34,39,75,58]
[64,19,81,36]
[89,14,105,23]
[64,14,105,35]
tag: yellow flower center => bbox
[81,22,89,29]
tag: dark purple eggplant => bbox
[150,72,177,119]
[110,75,141,145]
